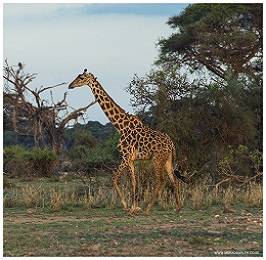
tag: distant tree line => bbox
[4,121,115,150]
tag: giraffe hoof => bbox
[129,209,136,215]
[175,208,181,215]
[135,207,142,213]
[128,207,142,216]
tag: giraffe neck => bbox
[89,81,128,132]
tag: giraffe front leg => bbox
[113,163,128,211]
[128,160,137,215]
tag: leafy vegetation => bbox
[4,146,59,178]
[69,128,120,174]
[4,121,115,150]
[126,69,262,185]
[157,3,262,80]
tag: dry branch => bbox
[3,61,97,154]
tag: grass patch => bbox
[3,206,262,257]
[189,236,212,245]
[3,175,263,214]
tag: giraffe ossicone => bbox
[68,68,189,215]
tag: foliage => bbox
[3,131,35,148]
[63,122,115,151]
[83,121,115,140]
[217,145,262,187]
[69,129,120,173]
[157,3,262,80]
[126,68,262,181]
[73,129,98,148]
[4,145,30,176]
[25,149,59,177]
[4,145,59,178]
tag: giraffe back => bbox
[118,115,175,162]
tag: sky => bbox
[3,2,189,124]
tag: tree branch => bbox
[59,100,97,129]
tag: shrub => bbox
[3,178,17,189]
[4,145,29,176]
[217,145,262,187]
[25,149,59,177]
[4,145,59,178]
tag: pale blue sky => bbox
[3,3,189,124]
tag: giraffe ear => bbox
[95,77,97,80]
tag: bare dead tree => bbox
[3,60,96,154]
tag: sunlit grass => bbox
[3,174,262,212]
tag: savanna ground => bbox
[3,176,263,257]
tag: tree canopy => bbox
[127,68,261,173]
[157,3,262,80]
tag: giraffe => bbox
[68,69,189,215]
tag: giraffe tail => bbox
[173,169,190,184]
[171,142,176,161]
[171,143,189,184]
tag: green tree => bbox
[157,3,262,80]
[69,129,98,162]
[126,68,260,179]
[69,128,120,166]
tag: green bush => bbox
[4,145,29,176]
[25,149,59,177]
[217,145,262,187]
[70,130,120,167]
[3,178,17,189]
[4,145,59,178]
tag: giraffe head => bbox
[68,69,97,89]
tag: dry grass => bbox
[244,182,263,207]
[3,173,262,212]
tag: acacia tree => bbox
[3,61,96,154]
[157,3,262,80]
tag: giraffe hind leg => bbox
[145,158,165,215]
[165,157,181,214]
[145,172,164,215]
[113,162,128,211]
[128,160,137,215]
